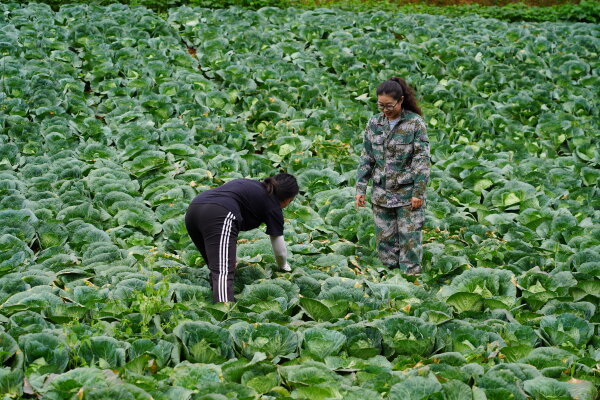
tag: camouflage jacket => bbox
[356,110,430,207]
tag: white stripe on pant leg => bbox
[219,214,232,302]
[217,213,233,302]
[218,213,234,302]
[217,216,226,302]
[221,214,234,302]
[217,213,232,302]
[222,214,235,302]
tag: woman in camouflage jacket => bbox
[355,77,430,275]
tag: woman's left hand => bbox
[411,197,423,210]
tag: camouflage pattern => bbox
[356,110,430,207]
[372,203,424,272]
[356,110,430,273]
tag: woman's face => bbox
[377,94,403,120]
[280,197,295,209]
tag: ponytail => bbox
[376,77,422,116]
[262,173,299,202]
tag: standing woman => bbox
[185,173,299,303]
[355,77,430,275]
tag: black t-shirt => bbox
[191,179,284,236]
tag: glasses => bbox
[377,100,399,111]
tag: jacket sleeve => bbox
[411,121,430,199]
[356,121,375,196]
[269,235,287,268]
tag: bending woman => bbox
[355,77,430,275]
[185,173,299,303]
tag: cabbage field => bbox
[0,2,599,399]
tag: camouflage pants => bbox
[372,203,424,272]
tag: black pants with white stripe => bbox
[185,203,239,303]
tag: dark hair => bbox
[376,77,422,116]
[263,173,299,202]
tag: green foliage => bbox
[439,267,517,312]
[389,374,443,400]
[170,361,221,389]
[376,315,437,358]
[342,324,383,359]
[341,0,600,23]
[18,332,69,374]
[300,327,346,360]
[539,313,594,350]
[237,282,292,314]
[0,367,24,398]
[230,321,298,361]
[0,2,598,398]
[11,0,600,23]
[523,376,597,400]
[173,321,234,363]
[40,368,155,400]
[128,338,176,368]
[77,336,127,368]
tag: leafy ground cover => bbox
[12,0,600,23]
[318,0,600,22]
[0,2,599,399]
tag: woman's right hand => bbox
[355,194,366,208]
